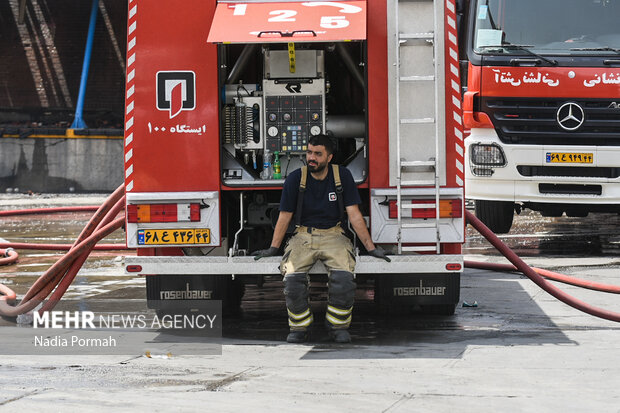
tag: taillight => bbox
[150,204,177,222]
[127,204,139,223]
[388,199,462,219]
[439,200,462,218]
[190,203,200,221]
[126,265,143,272]
[126,203,201,223]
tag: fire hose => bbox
[464,260,620,294]
[0,205,100,217]
[0,204,127,251]
[1,190,619,322]
[0,243,128,251]
[465,210,620,322]
[0,248,18,266]
[0,184,126,316]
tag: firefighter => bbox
[254,134,390,343]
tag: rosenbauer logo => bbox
[156,71,196,119]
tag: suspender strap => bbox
[295,166,308,227]
[332,164,345,225]
[300,165,308,191]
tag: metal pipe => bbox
[230,192,245,257]
[71,0,99,129]
[335,43,365,89]
[227,44,258,85]
[326,115,366,138]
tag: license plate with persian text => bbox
[137,228,210,245]
[546,152,593,163]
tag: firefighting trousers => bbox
[281,226,356,331]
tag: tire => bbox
[474,200,514,234]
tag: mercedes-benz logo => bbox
[556,102,585,131]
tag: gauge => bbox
[267,126,279,137]
[310,125,321,136]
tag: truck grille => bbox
[539,184,602,195]
[517,165,620,179]
[482,98,620,146]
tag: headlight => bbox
[470,143,506,167]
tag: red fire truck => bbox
[123,0,465,315]
[462,0,620,233]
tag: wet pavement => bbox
[1,194,620,411]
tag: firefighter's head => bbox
[307,134,334,174]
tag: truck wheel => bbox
[474,200,514,234]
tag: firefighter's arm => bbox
[346,205,390,262]
[253,211,292,260]
[270,211,293,249]
[346,204,375,251]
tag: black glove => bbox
[253,246,279,260]
[368,246,391,262]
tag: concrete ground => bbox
[1,196,620,412]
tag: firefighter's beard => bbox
[308,159,327,173]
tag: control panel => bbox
[264,93,323,153]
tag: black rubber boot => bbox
[286,330,308,343]
[329,329,351,343]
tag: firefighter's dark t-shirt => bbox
[279,165,361,229]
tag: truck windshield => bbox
[473,0,620,55]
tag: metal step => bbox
[400,179,435,186]
[400,32,434,40]
[400,75,435,82]
[401,223,438,229]
[401,245,439,252]
[400,118,435,124]
[400,160,435,168]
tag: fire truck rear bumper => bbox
[125,255,463,276]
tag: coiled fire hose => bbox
[0,184,126,317]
